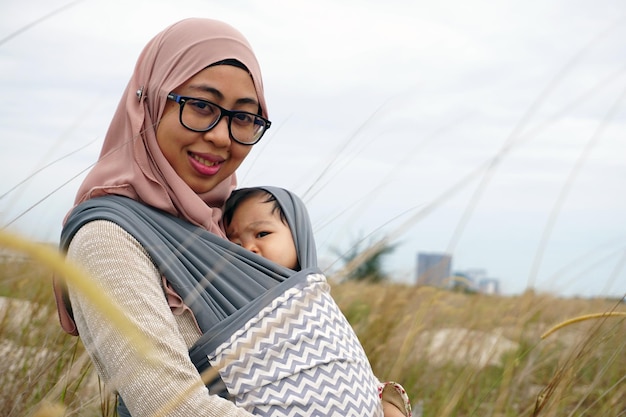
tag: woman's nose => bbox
[203,117,231,147]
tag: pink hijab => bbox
[71,18,268,237]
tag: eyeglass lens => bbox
[181,98,267,144]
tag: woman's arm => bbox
[66,220,254,417]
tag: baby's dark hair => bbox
[223,187,288,229]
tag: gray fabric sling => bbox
[60,187,319,329]
[59,189,320,395]
[60,189,382,417]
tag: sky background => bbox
[1,0,625,297]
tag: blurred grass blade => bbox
[0,229,152,355]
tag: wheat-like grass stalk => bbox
[0,229,152,356]
[540,311,626,339]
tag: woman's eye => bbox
[189,100,216,115]
[232,112,254,125]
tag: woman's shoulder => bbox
[70,218,138,242]
[67,219,151,261]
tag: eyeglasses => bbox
[167,93,271,145]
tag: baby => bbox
[223,187,299,270]
[222,186,411,417]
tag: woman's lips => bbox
[188,152,223,176]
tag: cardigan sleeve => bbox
[66,220,254,417]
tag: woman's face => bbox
[157,64,258,194]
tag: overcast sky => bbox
[1,0,625,297]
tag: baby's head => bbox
[223,188,299,270]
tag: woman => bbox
[54,18,410,417]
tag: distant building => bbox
[454,268,501,295]
[461,268,487,283]
[479,278,500,295]
[448,271,477,292]
[416,252,452,286]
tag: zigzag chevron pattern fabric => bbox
[209,273,383,417]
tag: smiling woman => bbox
[51,17,410,417]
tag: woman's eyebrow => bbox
[188,85,259,106]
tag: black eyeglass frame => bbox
[167,93,271,145]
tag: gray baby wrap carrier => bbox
[59,188,382,417]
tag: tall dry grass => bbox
[332,281,626,417]
[1,243,624,416]
[0,254,102,417]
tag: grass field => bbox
[1,250,624,417]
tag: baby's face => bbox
[226,194,299,270]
